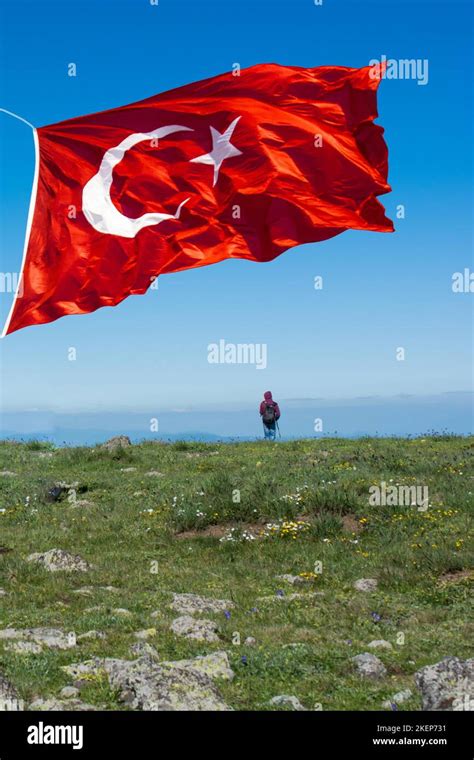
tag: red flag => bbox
[3,63,393,336]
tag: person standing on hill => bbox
[259,390,281,440]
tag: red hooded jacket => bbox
[259,391,281,422]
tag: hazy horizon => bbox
[1,389,472,413]
[2,391,471,446]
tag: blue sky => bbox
[0,0,472,415]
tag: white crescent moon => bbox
[82,124,193,239]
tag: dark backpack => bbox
[262,403,276,424]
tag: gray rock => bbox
[244,637,257,647]
[29,697,97,711]
[269,695,306,711]
[161,652,234,681]
[352,653,387,679]
[77,630,106,641]
[415,657,474,711]
[120,467,137,473]
[354,578,378,592]
[275,574,309,586]
[368,639,393,651]
[114,661,231,711]
[145,471,164,477]
[102,435,132,451]
[170,593,234,616]
[382,689,413,709]
[4,641,43,654]
[62,659,106,679]
[170,616,220,642]
[0,589,7,597]
[129,642,160,661]
[60,686,80,699]
[392,688,413,702]
[0,628,77,650]
[112,608,132,617]
[0,674,22,710]
[0,470,16,477]
[27,548,91,573]
[62,657,230,711]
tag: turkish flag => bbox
[3,63,393,336]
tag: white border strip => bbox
[1,127,39,337]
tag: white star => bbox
[190,116,242,186]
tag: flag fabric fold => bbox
[3,62,393,336]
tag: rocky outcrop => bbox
[61,656,231,711]
[170,616,220,642]
[415,657,474,711]
[27,548,91,572]
[351,652,387,679]
[170,593,234,616]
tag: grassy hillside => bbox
[0,436,472,710]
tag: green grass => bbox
[0,436,472,710]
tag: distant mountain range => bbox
[1,392,472,446]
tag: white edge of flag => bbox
[1,126,40,338]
